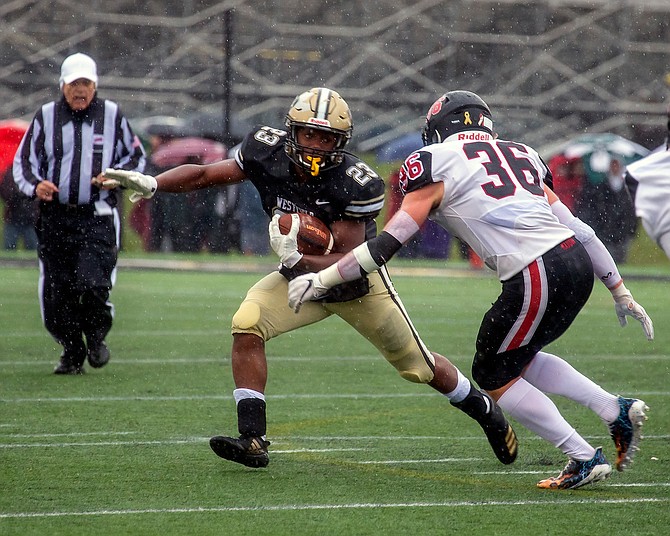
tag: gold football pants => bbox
[232,268,435,383]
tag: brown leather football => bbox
[278,213,333,255]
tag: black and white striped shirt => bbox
[13,95,145,206]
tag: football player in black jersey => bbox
[100,88,518,468]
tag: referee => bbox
[13,52,146,374]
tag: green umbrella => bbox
[552,133,650,184]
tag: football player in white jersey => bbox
[624,120,670,259]
[289,90,654,490]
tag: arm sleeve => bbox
[551,198,623,289]
[318,207,420,289]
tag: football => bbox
[278,213,333,255]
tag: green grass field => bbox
[1,256,669,535]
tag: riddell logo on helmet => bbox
[457,132,491,141]
[307,118,331,127]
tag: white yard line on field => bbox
[1,434,668,448]
[357,458,483,464]
[0,438,366,452]
[1,497,666,519]
[2,393,434,403]
[0,354,670,367]
[0,431,137,438]
[2,391,669,404]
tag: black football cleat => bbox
[451,387,518,464]
[209,435,270,468]
[476,394,519,465]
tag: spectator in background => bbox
[13,52,146,374]
[578,156,637,263]
[207,146,268,256]
[1,163,38,250]
[0,119,36,250]
[548,155,585,213]
[162,169,217,252]
[150,138,227,253]
[207,179,241,254]
[236,179,268,256]
[142,123,185,251]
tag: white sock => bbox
[233,388,265,405]
[559,431,597,461]
[445,370,471,403]
[497,378,595,460]
[523,351,619,423]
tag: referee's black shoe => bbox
[87,341,110,369]
[54,341,85,375]
[53,358,85,375]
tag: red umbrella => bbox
[0,119,29,174]
[151,136,226,168]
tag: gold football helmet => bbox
[285,87,353,175]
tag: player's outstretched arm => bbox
[100,158,246,202]
[545,185,654,341]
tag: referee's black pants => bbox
[36,202,118,358]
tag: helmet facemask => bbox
[285,88,353,176]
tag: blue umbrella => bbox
[376,132,423,163]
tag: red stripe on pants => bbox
[507,260,542,350]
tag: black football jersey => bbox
[236,125,385,241]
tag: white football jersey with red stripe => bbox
[399,130,573,280]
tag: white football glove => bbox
[269,213,303,268]
[287,272,329,313]
[611,284,654,341]
[102,168,158,203]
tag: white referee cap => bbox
[59,53,98,88]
